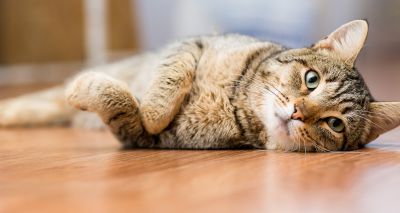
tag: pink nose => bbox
[291,106,304,121]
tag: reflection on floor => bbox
[1,127,400,213]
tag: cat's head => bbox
[251,20,400,151]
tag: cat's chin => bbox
[260,96,302,151]
[265,116,297,150]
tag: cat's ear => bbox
[312,20,368,66]
[365,102,400,143]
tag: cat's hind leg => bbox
[66,72,152,148]
[0,86,74,127]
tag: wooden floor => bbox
[0,127,400,213]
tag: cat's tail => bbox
[0,85,75,127]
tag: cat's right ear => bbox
[312,20,368,66]
[365,102,400,144]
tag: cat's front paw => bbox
[66,72,103,112]
[66,72,129,113]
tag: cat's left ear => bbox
[365,102,400,143]
[312,20,368,66]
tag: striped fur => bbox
[1,20,400,152]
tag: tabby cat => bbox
[1,20,399,151]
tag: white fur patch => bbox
[260,93,297,150]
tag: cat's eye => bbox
[326,117,345,133]
[305,70,320,90]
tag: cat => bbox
[0,20,399,152]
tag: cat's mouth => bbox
[274,112,291,136]
[261,96,298,149]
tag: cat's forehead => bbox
[318,71,370,133]
[278,48,350,72]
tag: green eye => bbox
[305,70,320,90]
[327,117,345,133]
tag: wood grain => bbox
[0,127,400,213]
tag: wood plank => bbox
[0,127,399,213]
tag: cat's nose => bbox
[291,105,304,121]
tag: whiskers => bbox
[227,72,289,105]
[260,82,290,106]
[293,127,310,154]
[300,129,332,152]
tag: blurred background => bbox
[0,0,399,100]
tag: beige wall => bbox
[0,0,139,65]
[0,0,85,64]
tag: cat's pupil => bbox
[308,76,317,83]
[327,117,344,133]
[332,119,341,127]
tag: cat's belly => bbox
[157,86,244,149]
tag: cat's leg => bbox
[66,72,152,148]
[0,86,75,127]
[140,39,203,134]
